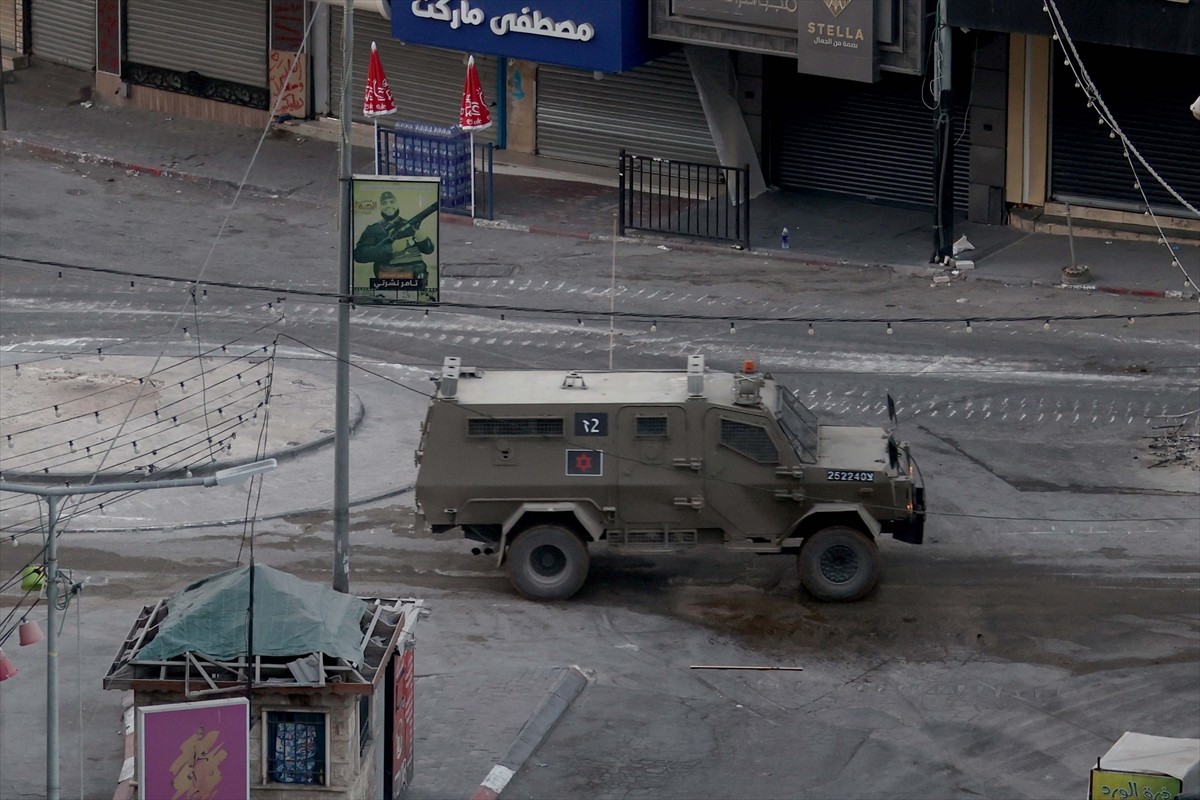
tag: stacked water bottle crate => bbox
[379,120,472,212]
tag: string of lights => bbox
[3,253,1196,329]
[0,313,285,389]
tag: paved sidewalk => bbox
[2,60,1197,299]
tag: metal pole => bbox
[45,494,60,800]
[609,214,616,370]
[932,0,954,263]
[0,64,9,132]
[618,149,626,236]
[333,1,353,593]
[1065,201,1077,268]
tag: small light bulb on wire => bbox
[97,348,105,362]
[1044,319,1052,331]
[965,320,973,334]
[54,405,60,418]
[650,320,657,333]
[729,322,736,335]
[886,322,893,335]
[183,327,190,340]
[807,323,815,336]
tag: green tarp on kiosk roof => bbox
[136,564,370,664]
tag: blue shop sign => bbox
[397,0,661,73]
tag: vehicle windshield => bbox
[777,383,820,463]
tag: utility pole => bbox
[932,0,955,263]
[0,460,276,800]
[333,1,354,593]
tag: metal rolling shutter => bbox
[126,0,267,88]
[30,0,94,69]
[1051,45,1200,215]
[330,12,498,143]
[536,53,718,166]
[775,72,969,210]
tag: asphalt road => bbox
[1,150,1198,800]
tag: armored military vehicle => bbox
[414,355,925,602]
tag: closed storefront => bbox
[1051,44,1200,215]
[330,10,498,143]
[536,51,717,166]
[771,67,970,209]
[125,0,268,108]
[30,0,93,69]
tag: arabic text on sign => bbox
[411,1,595,41]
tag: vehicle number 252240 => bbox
[826,470,875,482]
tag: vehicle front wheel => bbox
[798,526,880,602]
[507,524,589,600]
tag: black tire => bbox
[506,524,590,600]
[798,526,880,602]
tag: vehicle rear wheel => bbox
[507,524,589,600]
[798,526,880,602]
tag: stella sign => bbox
[797,0,878,83]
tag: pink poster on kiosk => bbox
[138,698,250,800]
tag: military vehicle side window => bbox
[719,418,779,463]
[635,416,669,438]
[467,417,564,437]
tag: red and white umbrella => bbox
[459,55,491,131]
[363,41,395,117]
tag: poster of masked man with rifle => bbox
[350,175,441,304]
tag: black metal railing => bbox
[619,150,750,250]
[376,123,494,220]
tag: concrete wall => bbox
[96,72,271,129]
[967,32,1008,224]
[506,58,537,154]
[1005,34,1050,208]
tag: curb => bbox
[468,666,588,800]
[5,135,1190,302]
